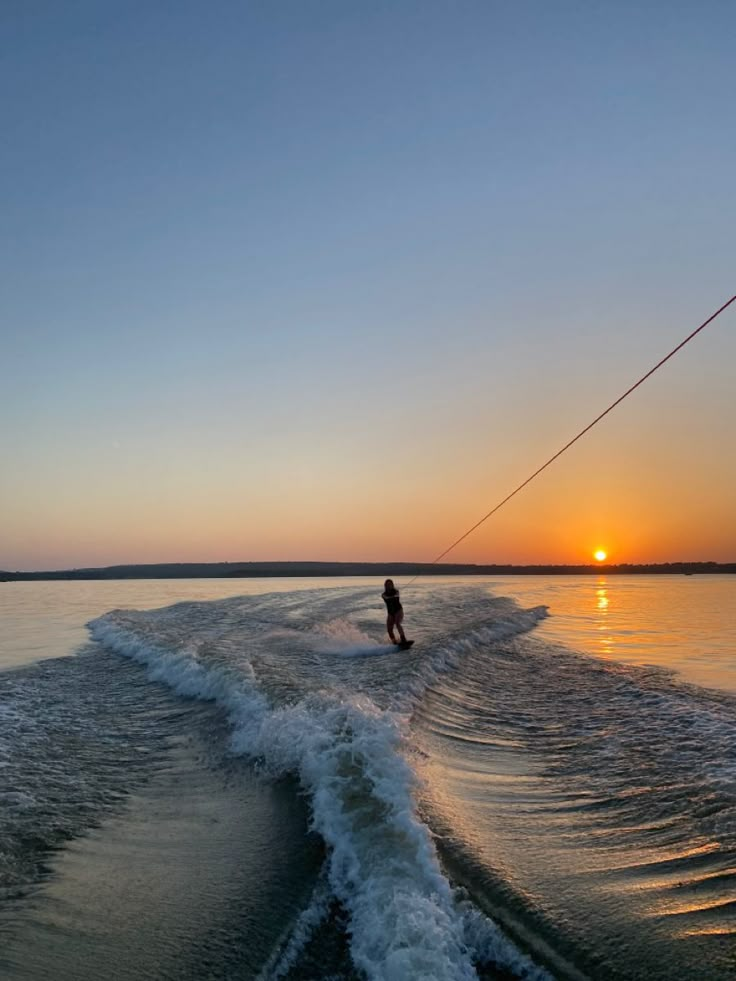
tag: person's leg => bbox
[395,609,407,642]
[386,614,397,643]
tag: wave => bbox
[88,592,550,981]
[412,621,736,981]
[0,648,190,906]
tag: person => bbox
[382,579,407,645]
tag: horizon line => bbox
[3,558,735,580]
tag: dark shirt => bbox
[382,590,402,616]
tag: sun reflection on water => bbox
[594,579,615,656]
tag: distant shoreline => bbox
[2,560,735,581]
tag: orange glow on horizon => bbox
[3,424,735,570]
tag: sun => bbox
[594,549,607,562]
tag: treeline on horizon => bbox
[2,560,735,581]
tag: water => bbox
[0,576,734,979]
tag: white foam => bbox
[459,898,549,980]
[256,874,332,980]
[313,618,391,657]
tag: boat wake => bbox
[89,587,549,980]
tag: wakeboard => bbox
[395,640,414,651]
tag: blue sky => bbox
[2,1,735,570]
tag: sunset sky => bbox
[2,2,735,572]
